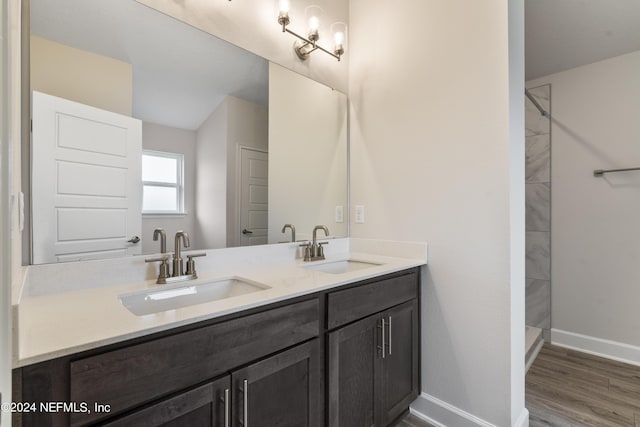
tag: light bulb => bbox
[330,22,347,57]
[276,0,291,28]
[309,16,320,31]
[304,5,323,40]
[278,0,290,14]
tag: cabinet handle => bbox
[388,316,393,356]
[243,379,249,427]
[378,318,386,359]
[224,388,230,427]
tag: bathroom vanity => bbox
[13,2,426,426]
[12,240,425,427]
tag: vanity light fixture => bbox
[276,0,346,61]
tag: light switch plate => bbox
[355,205,365,224]
[335,205,344,223]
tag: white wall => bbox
[225,96,268,247]
[137,0,348,93]
[508,0,527,424]
[141,122,197,253]
[0,0,12,421]
[196,101,228,249]
[348,0,525,425]
[268,63,348,243]
[527,51,640,355]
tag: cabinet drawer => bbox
[327,270,417,329]
[69,298,319,425]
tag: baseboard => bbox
[515,408,530,427]
[410,393,529,427]
[551,328,640,367]
[525,338,544,373]
[410,393,496,427]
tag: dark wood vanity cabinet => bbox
[327,313,380,426]
[232,339,321,427]
[14,298,321,427]
[102,377,230,427]
[103,339,322,427]
[381,300,420,425]
[327,271,420,427]
[12,267,420,427]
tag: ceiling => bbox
[30,0,268,130]
[526,0,640,80]
[31,0,640,108]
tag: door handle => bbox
[242,229,253,235]
[223,388,230,427]
[388,316,392,355]
[127,235,140,243]
[243,379,249,427]
[378,317,386,359]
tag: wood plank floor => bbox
[527,343,640,427]
[396,413,436,427]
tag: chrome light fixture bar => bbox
[277,1,346,61]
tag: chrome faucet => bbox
[282,224,296,242]
[153,228,167,253]
[309,225,329,261]
[173,231,190,276]
[150,228,170,281]
[145,230,206,284]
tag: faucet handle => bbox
[299,242,312,262]
[145,255,171,284]
[185,253,206,277]
[186,253,207,259]
[317,241,329,258]
[145,255,170,263]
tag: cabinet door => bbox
[232,339,321,427]
[328,314,383,427]
[382,299,420,425]
[103,376,230,427]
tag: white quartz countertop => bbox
[16,240,426,367]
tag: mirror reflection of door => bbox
[240,147,268,246]
[31,92,142,263]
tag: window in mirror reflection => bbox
[142,150,185,214]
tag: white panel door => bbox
[240,148,268,246]
[32,91,142,263]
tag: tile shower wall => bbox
[525,85,551,339]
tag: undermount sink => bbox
[119,277,271,316]
[302,259,383,274]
